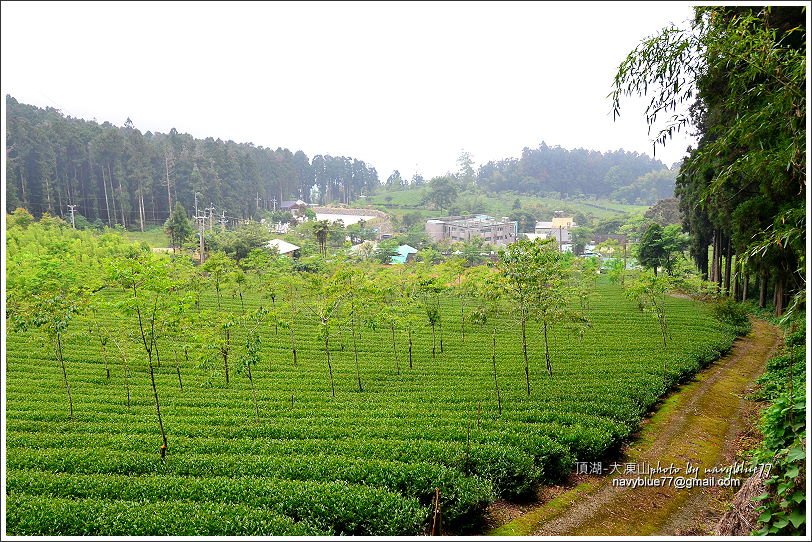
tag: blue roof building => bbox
[390,244,418,265]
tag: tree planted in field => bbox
[276,273,306,367]
[107,248,173,459]
[416,268,445,361]
[202,251,237,310]
[164,202,193,254]
[375,265,422,371]
[88,306,112,381]
[337,265,375,390]
[465,264,504,414]
[237,307,266,420]
[305,268,346,397]
[497,238,585,393]
[6,254,87,418]
[625,270,672,351]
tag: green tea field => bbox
[5,273,740,535]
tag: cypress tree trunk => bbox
[701,242,709,281]
[774,275,785,316]
[715,233,724,290]
[723,237,732,295]
[759,269,768,308]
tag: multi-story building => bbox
[532,214,578,251]
[425,215,518,246]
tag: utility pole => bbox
[219,210,227,232]
[67,204,78,229]
[206,204,215,231]
[194,210,207,264]
[272,196,277,212]
[256,192,262,211]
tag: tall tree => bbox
[164,202,194,253]
[612,6,805,315]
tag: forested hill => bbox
[477,143,676,204]
[5,96,380,226]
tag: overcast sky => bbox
[2,1,698,182]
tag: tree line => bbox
[613,5,805,316]
[476,142,675,204]
[5,96,381,227]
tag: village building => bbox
[267,238,301,258]
[425,215,517,246]
[280,200,309,218]
[390,244,418,265]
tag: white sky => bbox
[2,1,699,182]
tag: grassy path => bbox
[489,318,781,536]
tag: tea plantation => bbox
[5,275,740,535]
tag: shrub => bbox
[711,298,750,334]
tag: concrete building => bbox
[535,215,576,244]
[426,215,517,246]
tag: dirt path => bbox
[488,318,782,536]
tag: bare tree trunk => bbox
[165,152,173,213]
[138,189,145,232]
[101,166,113,226]
[543,321,553,377]
[247,365,259,421]
[521,318,530,396]
[290,327,298,367]
[408,328,413,369]
[175,352,183,390]
[438,309,444,353]
[44,175,53,212]
[113,165,126,228]
[222,327,230,385]
[491,329,501,415]
[325,334,335,397]
[743,272,749,302]
[352,310,362,392]
[148,360,168,460]
[20,169,27,206]
[56,332,73,419]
